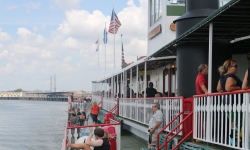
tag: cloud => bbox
[21,2,41,10]
[0,28,12,42]
[5,2,41,12]
[5,5,18,10]
[0,0,148,91]
[51,0,81,10]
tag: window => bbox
[150,0,162,26]
[168,0,185,4]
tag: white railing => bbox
[119,97,183,134]
[193,90,250,149]
[102,97,117,111]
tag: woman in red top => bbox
[91,102,99,124]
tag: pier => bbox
[0,92,71,102]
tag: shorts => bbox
[148,132,157,146]
[92,114,98,122]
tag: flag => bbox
[95,40,99,52]
[103,27,108,44]
[122,42,125,64]
[108,9,121,34]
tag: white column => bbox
[117,75,119,96]
[144,62,147,98]
[120,73,122,98]
[130,68,132,98]
[136,65,138,98]
[125,70,127,98]
[112,76,114,98]
[208,23,213,93]
[206,23,213,141]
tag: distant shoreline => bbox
[0,97,68,102]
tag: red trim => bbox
[120,96,183,101]
[66,121,120,129]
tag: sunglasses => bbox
[231,65,238,68]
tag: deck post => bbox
[117,74,118,96]
[206,22,213,141]
[130,68,132,98]
[120,73,122,98]
[136,65,138,98]
[144,61,147,124]
[144,61,147,99]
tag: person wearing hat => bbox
[67,128,110,150]
[146,82,157,97]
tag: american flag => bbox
[122,42,125,64]
[108,9,121,34]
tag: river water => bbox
[0,100,68,150]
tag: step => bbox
[180,142,236,150]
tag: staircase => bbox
[140,134,173,150]
[180,142,236,150]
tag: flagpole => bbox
[98,37,100,81]
[113,6,115,74]
[121,34,122,67]
[104,22,106,78]
[113,33,115,74]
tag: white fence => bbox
[193,90,250,149]
[119,97,183,134]
[102,97,117,111]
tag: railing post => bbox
[245,92,249,149]
[117,98,119,116]
[206,96,211,141]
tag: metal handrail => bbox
[156,112,193,150]
[120,96,183,101]
[193,89,246,98]
[170,112,193,150]
[156,112,183,150]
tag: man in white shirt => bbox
[148,102,163,148]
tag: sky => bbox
[0,0,148,92]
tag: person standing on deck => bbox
[126,84,134,98]
[146,82,157,97]
[195,64,208,142]
[91,102,99,124]
[217,59,242,146]
[148,102,163,148]
[242,67,250,89]
[195,64,208,95]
